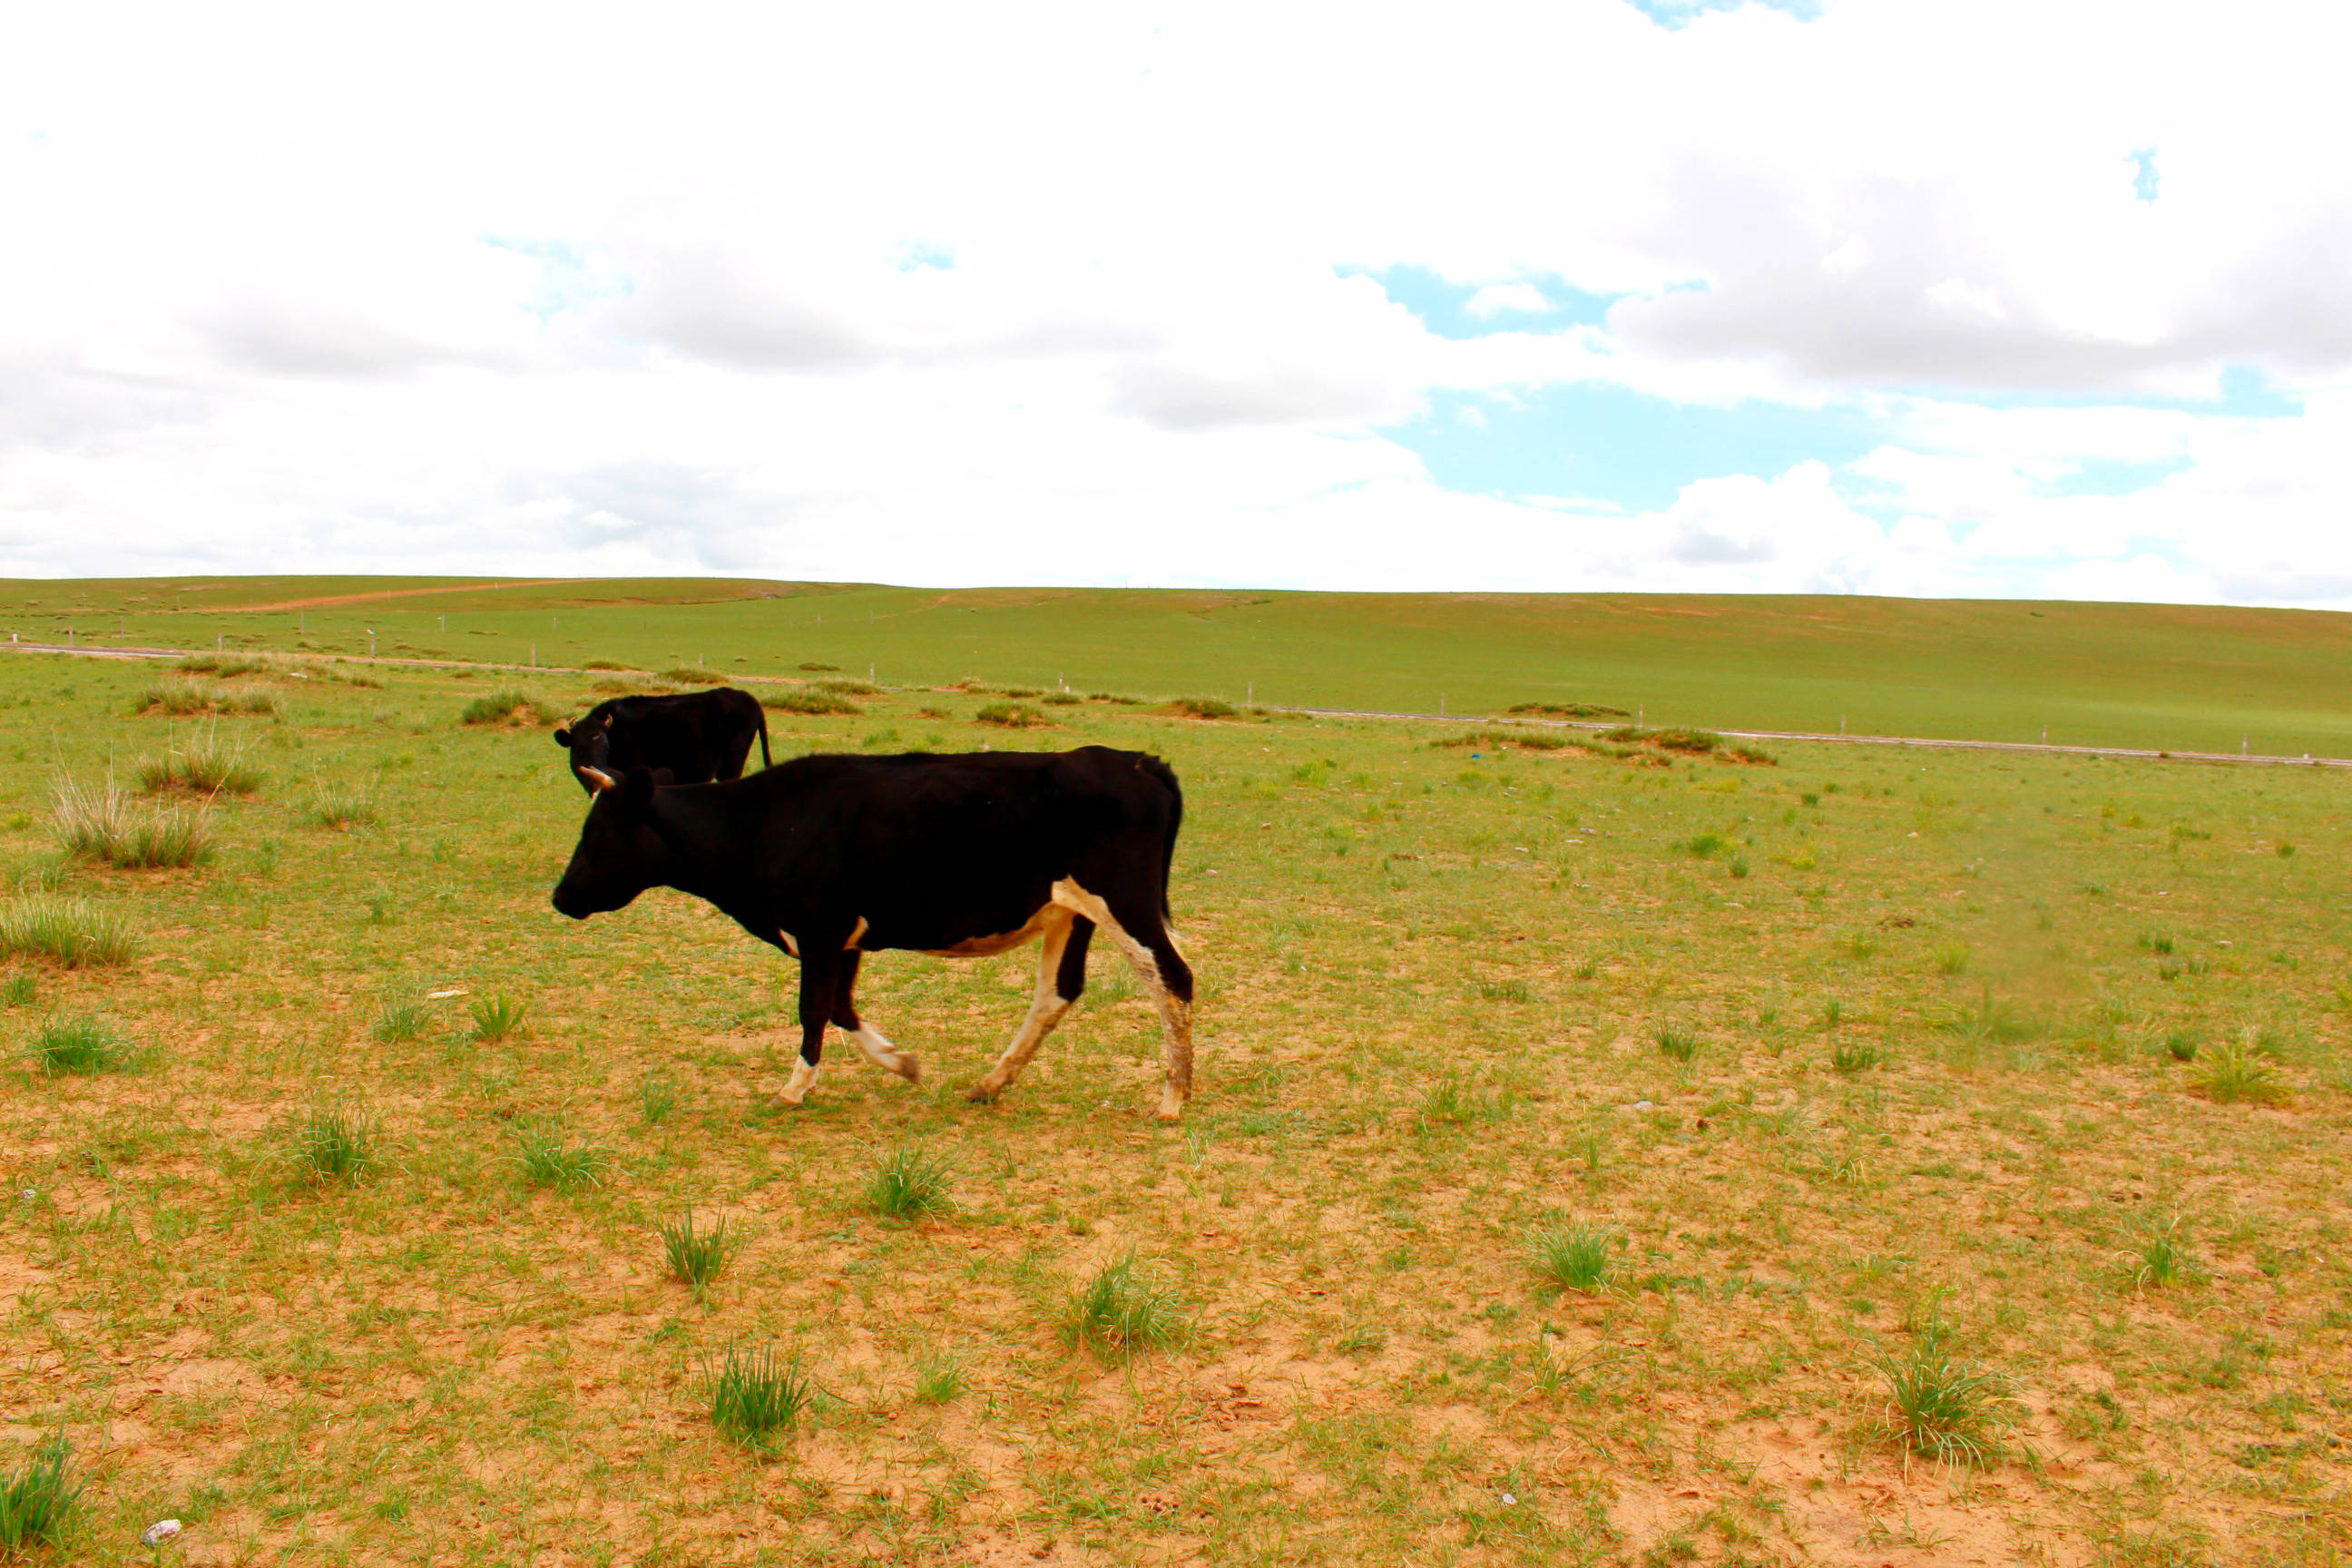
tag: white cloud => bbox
[2,0,2350,602]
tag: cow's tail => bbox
[1139,753,1184,919]
[755,703,773,771]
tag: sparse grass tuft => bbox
[1871,1335,2021,1467]
[1168,697,1239,720]
[137,727,263,797]
[1058,1257,1188,1357]
[291,1103,379,1183]
[1476,977,1531,1002]
[1832,1038,1885,1073]
[765,689,860,716]
[912,1354,969,1405]
[706,1344,818,1451]
[975,702,1049,728]
[2,973,32,1007]
[52,776,213,868]
[0,897,137,968]
[1681,831,1726,858]
[467,994,529,1043]
[135,681,277,717]
[307,774,377,828]
[1528,1221,1618,1294]
[1656,1027,1700,1063]
[867,1143,956,1220]
[660,667,725,685]
[2125,1214,2200,1292]
[372,991,427,1043]
[2164,1029,2200,1062]
[661,1210,731,1288]
[514,1122,611,1191]
[2189,1037,2288,1105]
[0,1434,82,1553]
[1933,943,1971,975]
[27,1015,136,1075]
[459,691,564,726]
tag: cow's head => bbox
[551,766,669,918]
[554,711,614,793]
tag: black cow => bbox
[553,689,771,794]
[551,746,1196,1120]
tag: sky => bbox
[5,0,2352,603]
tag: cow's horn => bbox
[576,765,621,792]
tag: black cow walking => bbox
[551,746,1196,1120]
[553,689,771,793]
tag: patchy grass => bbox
[290,1102,380,1183]
[975,701,1050,729]
[0,896,136,967]
[52,775,214,868]
[0,639,2349,1563]
[705,1344,818,1452]
[764,689,861,717]
[0,1436,81,1554]
[459,690,564,726]
[661,1209,732,1289]
[1870,1335,2023,1468]
[867,1142,956,1220]
[1528,1221,1618,1295]
[26,1015,137,1075]
[136,727,264,796]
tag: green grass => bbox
[2126,1214,2200,1291]
[0,896,136,967]
[866,1143,956,1220]
[28,576,2352,752]
[0,1436,81,1553]
[466,994,529,1043]
[306,774,377,828]
[135,680,277,717]
[764,689,859,716]
[136,727,264,796]
[459,690,564,726]
[705,1343,818,1451]
[291,1103,379,1182]
[660,1209,731,1289]
[1058,1257,1188,1358]
[1871,1336,2022,1467]
[975,701,1048,728]
[1527,1222,1618,1295]
[26,1015,136,1074]
[911,1353,969,1405]
[1831,1038,1885,1073]
[372,991,428,1043]
[514,1122,610,1191]
[2189,1037,2288,1105]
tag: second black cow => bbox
[553,688,771,793]
[550,746,1196,1120]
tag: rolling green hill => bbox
[6,576,2351,755]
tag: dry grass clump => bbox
[975,702,1050,729]
[1433,730,1571,753]
[766,690,861,717]
[1508,700,1629,719]
[459,691,564,726]
[136,727,263,797]
[1166,696,1239,720]
[0,896,136,967]
[2188,1036,2289,1105]
[52,777,213,868]
[174,653,278,678]
[134,681,278,718]
[660,666,725,685]
[307,775,377,829]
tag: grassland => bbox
[11,576,2352,756]
[0,644,2348,1565]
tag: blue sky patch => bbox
[1626,0,1821,28]
[1387,382,1877,510]
[478,235,631,320]
[1349,266,1620,339]
[2127,147,2160,202]
[2053,456,2192,497]
[892,240,956,271]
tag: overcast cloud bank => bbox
[5,1,2349,603]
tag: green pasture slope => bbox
[8,576,2352,755]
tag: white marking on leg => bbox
[844,916,868,951]
[852,1024,920,1083]
[969,906,1076,1102]
[1053,878,1191,1122]
[778,1058,820,1105]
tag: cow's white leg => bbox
[852,1024,920,1083]
[775,1058,821,1106]
[967,906,1077,1102]
[1052,877,1194,1122]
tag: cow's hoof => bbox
[758,1092,806,1112]
[1153,1087,1188,1123]
[965,1081,1001,1104]
[893,1053,922,1084]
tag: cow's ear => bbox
[553,728,572,747]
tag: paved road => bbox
[8,638,2346,769]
